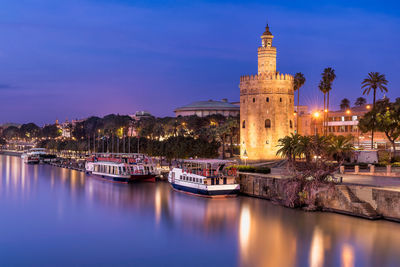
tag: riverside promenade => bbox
[267,167,400,191]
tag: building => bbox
[240,25,295,161]
[174,99,239,117]
[296,104,391,149]
[326,104,387,149]
[129,111,153,121]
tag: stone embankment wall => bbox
[239,173,400,222]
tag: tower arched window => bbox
[280,97,282,102]
[266,97,269,102]
[242,120,246,128]
[265,119,271,128]
[290,120,293,129]
[253,98,255,103]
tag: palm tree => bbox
[361,72,388,148]
[322,68,336,135]
[328,135,354,163]
[294,72,306,132]
[355,97,367,107]
[318,80,327,134]
[340,98,351,110]
[276,133,300,162]
[295,135,312,163]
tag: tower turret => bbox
[258,24,276,74]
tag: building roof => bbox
[262,24,272,36]
[175,99,239,112]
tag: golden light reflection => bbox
[341,244,355,267]
[155,186,161,225]
[310,228,324,267]
[239,205,251,257]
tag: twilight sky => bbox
[0,0,399,125]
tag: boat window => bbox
[180,175,183,180]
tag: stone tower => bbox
[240,25,294,161]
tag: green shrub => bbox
[228,165,271,174]
[392,162,400,167]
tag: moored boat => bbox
[85,153,157,183]
[21,148,56,164]
[168,159,240,198]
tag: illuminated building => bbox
[240,24,294,161]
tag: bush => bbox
[228,165,271,174]
[392,162,400,167]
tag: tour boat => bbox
[168,159,240,198]
[21,148,56,164]
[85,153,157,183]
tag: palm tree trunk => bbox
[323,93,326,135]
[372,89,376,149]
[327,91,330,135]
[297,88,300,133]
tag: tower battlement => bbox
[240,73,293,82]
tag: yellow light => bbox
[346,110,351,114]
[294,112,297,116]
[313,112,320,118]
[324,109,328,113]
[366,105,370,109]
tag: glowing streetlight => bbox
[346,109,351,115]
[366,105,371,110]
[313,112,320,118]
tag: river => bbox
[1,154,400,266]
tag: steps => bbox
[336,185,380,219]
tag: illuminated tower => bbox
[240,25,294,161]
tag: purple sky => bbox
[0,0,399,125]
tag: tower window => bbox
[253,98,255,103]
[266,97,269,102]
[280,98,282,102]
[265,119,271,128]
[290,120,293,129]
[242,120,246,128]
[243,99,245,103]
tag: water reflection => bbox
[1,154,400,266]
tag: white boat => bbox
[85,153,157,183]
[168,159,240,198]
[21,148,56,164]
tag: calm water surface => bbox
[1,155,400,266]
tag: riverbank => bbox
[239,172,400,222]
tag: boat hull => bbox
[170,182,239,198]
[89,172,156,183]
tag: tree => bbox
[362,72,388,148]
[294,72,306,132]
[355,97,367,107]
[295,135,312,163]
[19,123,40,139]
[41,124,61,139]
[318,79,329,135]
[276,133,301,163]
[359,98,400,161]
[321,68,336,135]
[340,98,351,110]
[2,126,20,140]
[328,135,354,163]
